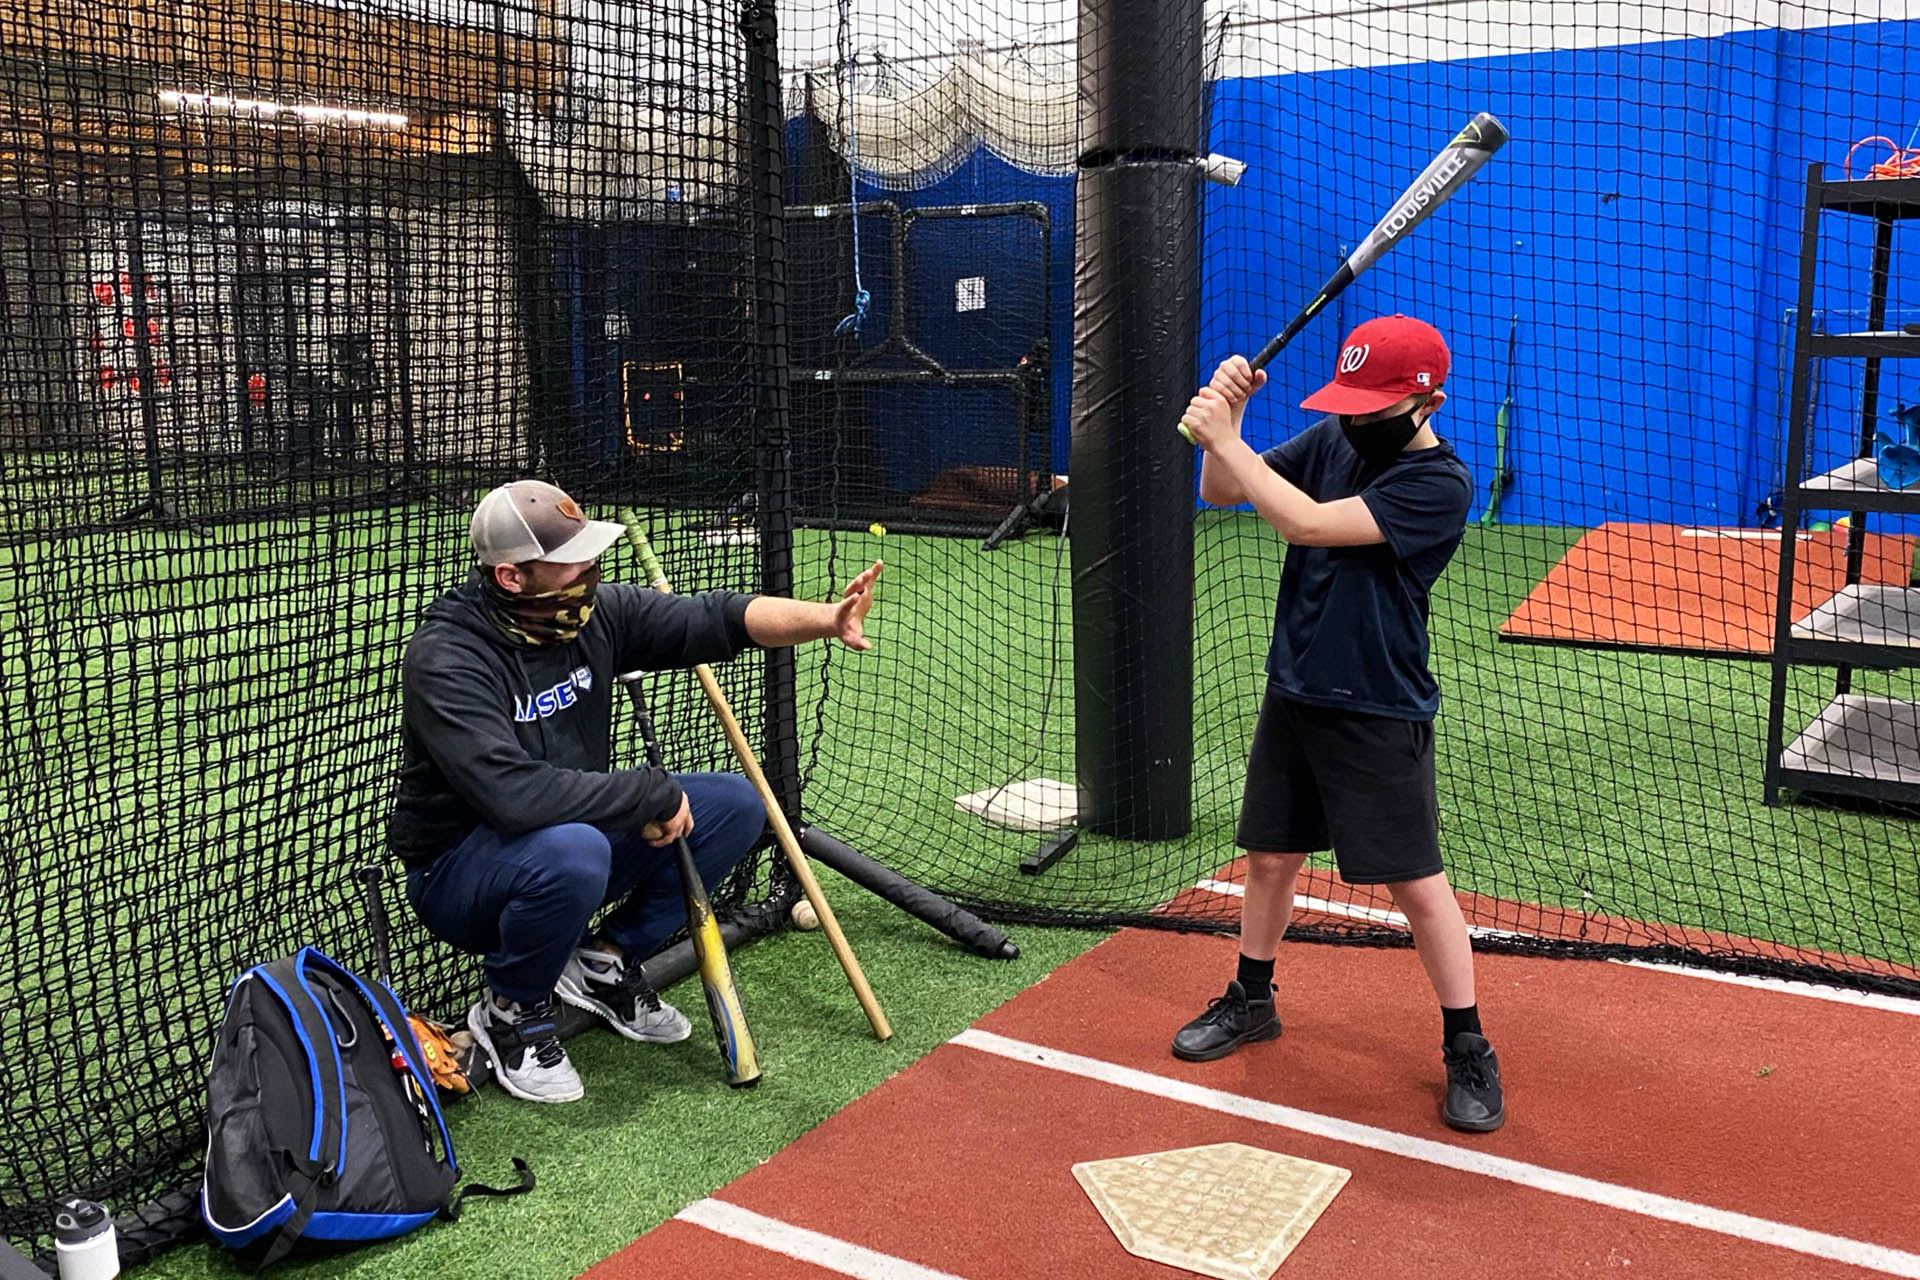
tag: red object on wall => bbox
[98,367,116,390]
[92,282,115,306]
[247,372,267,407]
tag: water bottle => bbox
[52,1198,118,1280]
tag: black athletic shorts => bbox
[1235,685,1442,885]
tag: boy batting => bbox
[1174,314,1505,1133]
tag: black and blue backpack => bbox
[201,947,531,1270]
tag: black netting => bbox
[783,0,1920,990]
[1,0,787,1260]
[9,0,1920,1266]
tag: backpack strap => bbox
[253,1175,324,1272]
[305,949,459,1173]
[254,956,347,1180]
[442,1158,536,1221]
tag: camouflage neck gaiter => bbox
[480,565,600,646]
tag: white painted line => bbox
[1197,880,1528,941]
[1191,881,1920,1016]
[676,1198,970,1280]
[1609,959,1920,1017]
[952,1030,1920,1279]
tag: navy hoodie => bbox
[387,575,757,866]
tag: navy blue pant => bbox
[406,773,765,1004]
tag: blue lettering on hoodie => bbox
[514,671,586,723]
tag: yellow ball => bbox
[868,522,887,536]
[1835,516,1851,530]
[790,898,820,931]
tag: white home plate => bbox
[953,777,1076,830]
[1073,1143,1350,1280]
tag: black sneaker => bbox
[1442,1032,1505,1132]
[1170,980,1282,1062]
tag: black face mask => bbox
[1339,405,1425,470]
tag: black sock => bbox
[1442,1004,1482,1045]
[1236,954,1274,1000]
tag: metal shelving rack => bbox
[1764,166,1920,805]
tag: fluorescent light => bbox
[157,90,408,130]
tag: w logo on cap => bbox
[1338,343,1371,374]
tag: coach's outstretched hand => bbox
[1209,355,1267,406]
[834,560,883,651]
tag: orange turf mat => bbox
[1498,523,1916,657]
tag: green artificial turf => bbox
[786,516,1920,967]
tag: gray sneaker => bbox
[466,997,583,1104]
[556,947,693,1044]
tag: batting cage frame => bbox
[7,0,1920,1270]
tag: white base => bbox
[954,777,1076,831]
[700,524,760,547]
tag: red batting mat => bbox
[589,928,1920,1280]
[1497,523,1915,657]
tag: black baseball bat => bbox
[356,864,393,983]
[1181,111,1509,441]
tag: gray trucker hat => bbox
[469,480,625,566]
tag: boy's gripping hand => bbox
[1209,355,1267,406]
[1181,386,1238,452]
[1180,355,1268,444]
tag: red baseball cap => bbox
[1300,314,1450,415]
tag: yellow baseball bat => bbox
[623,686,761,1087]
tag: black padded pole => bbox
[743,0,803,822]
[1069,0,1205,839]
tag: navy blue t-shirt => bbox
[1260,416,1472,720]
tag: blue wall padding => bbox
[763,18,1920,526]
